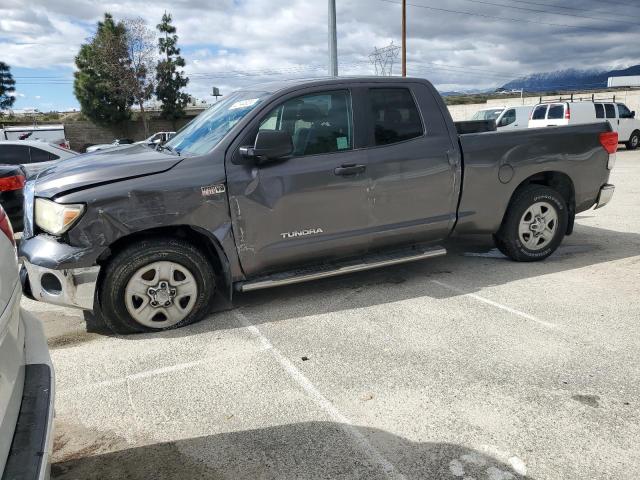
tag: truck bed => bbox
[454,122,612,235]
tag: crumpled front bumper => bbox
[19,234,102,311]
[22,261,99,311]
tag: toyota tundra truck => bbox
[19,77,617,334]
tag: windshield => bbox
[471,109,504,121]
[165,90,270,156]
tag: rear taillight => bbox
[599,131,619,154]
[600,131,618,170]
[0,175,26,192]
[0,206,16,247]
[565,105,571,119]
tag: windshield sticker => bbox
[229,98,260,110]
[336,137,349,150]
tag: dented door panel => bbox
[226,149,372,277]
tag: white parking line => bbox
[430,280,556,329]
[233,310,407,480]
[63,358,211,392]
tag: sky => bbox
[1,0,639,112]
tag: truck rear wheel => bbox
[100,238,215,334]
[626,130,639,150]
[494,185,568,262]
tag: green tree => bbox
[0,62,16,111]
[156,12,189,122]
[74,13,133,127]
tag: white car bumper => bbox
[2,310,55,480]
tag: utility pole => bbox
[402,0,407,77]
[328,0,338,77]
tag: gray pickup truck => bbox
[19,77,617,334]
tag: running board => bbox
[238,246,447,292]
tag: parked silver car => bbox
[0,205,54,479]
[0,140,78,178]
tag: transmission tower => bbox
[369,42,401,76]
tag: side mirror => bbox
[632,111,636,118]
[240,130,293,164]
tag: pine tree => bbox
[156,12,189,122]
[74,13,133,127]
[0,62,16,111]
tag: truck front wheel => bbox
[100,238,216,334]
[494,185,568,262]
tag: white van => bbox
[471,106,533,130]
[0,125,69,149]
[528,101,640,150]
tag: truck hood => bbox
[34,144,183,198]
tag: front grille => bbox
[22,180,35,239]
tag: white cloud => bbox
[1,0,639,99]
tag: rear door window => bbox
[0,144,30,164]
[29,147,59,163]
[547,104,565,120]
[605,104,616,119]
[368,88,424,146]
[531,105,548,120]
[595,104,605,119]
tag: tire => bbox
[494,185,568,262]
[100,237,216,334]
[626,130,640,151]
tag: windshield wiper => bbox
[156,144,180,156]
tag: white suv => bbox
[0,205,54,479]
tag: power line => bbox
[454,0,639,25]
[378,0,616,30]
[595,0,640,7]
[505,0,640,20]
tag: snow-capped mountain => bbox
[501,65,640,92]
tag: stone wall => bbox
[3,111,203,152]
[64,113,201,151]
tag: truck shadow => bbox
[51,421,533,480]
[105,221,639,339]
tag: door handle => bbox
[334,164,366,176]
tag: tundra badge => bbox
[280,228,324,239]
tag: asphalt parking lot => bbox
[24,149,640,480]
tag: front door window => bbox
[259,91,353,157]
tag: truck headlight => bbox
[34,198,85,235]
